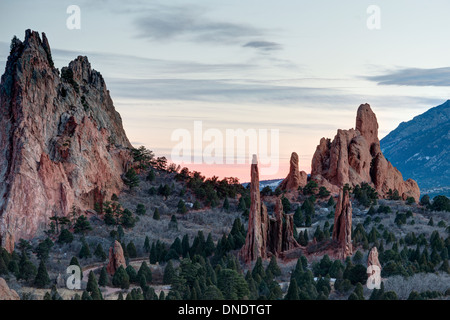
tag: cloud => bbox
[367,67,450,86]
[243,41,282,51]
[133,4,263,44]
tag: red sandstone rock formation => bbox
[0,30,132,252]
[311,104,420,202]
[367,246,381,270]
[106,241,126,276]
[240,155,268,263]
[240,155,301,263]
[279,152,307,191]
[332,189,353,259]
[0,277,20,300]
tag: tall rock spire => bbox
[240,155,267,263]
[332,188,353,259]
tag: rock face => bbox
[279,152,307,191]
[240,155,300,263]
[311,104,420,202]
[106,240,126,275]
[0,30,132,252]
[367,246,381,270]
[0,277,20,300]
[332,189,352,259]
[240,155,267,263]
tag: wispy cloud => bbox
[367,67,450,86]
[134,4,263,44]
[243,41,282,51]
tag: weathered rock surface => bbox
[332,189,353,259]
[311,104,420,202]
[367,246,381,270]
[240,155,267,263]
[0,277,20,300]
[240,155,300,263]
[106,240,126,275]
[279,152,307,191]
[0,30,132,251]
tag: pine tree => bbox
[181,234,190,258]
[123,168,140,189]
[285,278,299,300]
[252,257,265,280]
[136,203,146,216]
[98,267,109,287]
[153,208,160,220]
[163,260,175,284]
[223,197,230,211]
[112,265,130,289]
[87,271,103,300]
[73,215,92,234]
[34,260,50,288]
[126,265,137,283]
[94,244,107,261]
[79,240,92,259]
[127,241,137,258]
[138,261,152,283]
[149,243,157,264]
[266,255,281,277]
[18,251,37,281]
[144,236,151,253]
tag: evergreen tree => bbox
[138,261,153,283]
[266,256,281,277]
[34,260,50,288]
[177,200,187,214]
[94,244,107,261]
[205,233,215,257]
[127,241,137,258]
[182,234,190,258]
[79,240,92,259]
[123,168,140,189]
[86,271,103,300]
[285,278,300,300]
[163,260,175,284]
[252,257,265,280]
[18,251,37,281]
[223,197,230,211]
[136,203,146,216]
[126,265,138,283]
[294,207,304,227]
[112,265,130,289]
[150,243,158,264]
[144,236,151,253]
[73,215,92,234]
[58,229,74,244]
[153,208,160,220]
[98,267,109,287]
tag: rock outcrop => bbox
[332,189,352,259]
[240,155,300,263]
[106,240,126,275]
[279,152,307,192]
[367,246,381,270]
[240,155,267,263]
[311,104,420,202]
[0,277,20,300]
[0,30,132,252]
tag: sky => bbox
[1,0,449,182]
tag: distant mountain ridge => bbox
[380,100,450,196]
